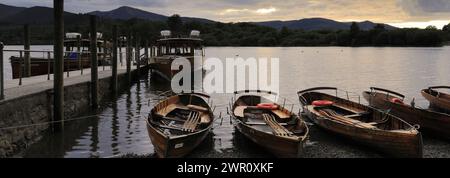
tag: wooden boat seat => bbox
[262,114,293,137]
[235,105,291,120]
[157,103,188,116]
[332,103,366,114]
[271,109,291,119]
[234,106,247,117]
[187,105,209,112]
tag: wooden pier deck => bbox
[2,65,137,101]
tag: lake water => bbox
[6,46,450,158]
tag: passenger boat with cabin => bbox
[298,87,423,158]
[230,90,309,158]
[147,92,214,158]
[421,86,450,113]
[10,32,111,79]
[363,87,450,139]
[149,30,204,81]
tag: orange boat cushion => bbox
[256,103,278,110]
[390,98,404,104]
[312,100,334,106]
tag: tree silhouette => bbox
[443,23,450,32]
[167,14,183,35]
[425,25,437,30]
[350,22,360,38]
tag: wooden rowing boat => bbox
[230,90,309,158]
[298,87,423,158]
[146,92,214,158]
[421,86,450,113]
[363,87,450,139]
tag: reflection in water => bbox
[21,47,450,158]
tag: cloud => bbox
[255,7,277,15]
[1,0,449,26]
[398,0,450,14]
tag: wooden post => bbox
[111,25,118,95]
[145,40,149,66]
[126,32,131,82]
[119,37,123,66]
[77,35,82,75]
[103,44,106,71]
[135,34,140,74]
[0,42,4,100]
[24,24,31,77]
[53,0,64,130]
[90,15,98,109]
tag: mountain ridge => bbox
[0,3,396,30]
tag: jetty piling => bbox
[126,33,131,82]
[19,51,22,85]
[135,35,140,74]
[53,0,65,130]
[112,25,118,95]
[77,35,82,75]
[90,15,99,109]
[47,51,51,80]
[24,24,31,77]
[0,42,4,100]
[145,40,149,65]
[119,37,123,66]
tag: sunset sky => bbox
[3,0,450,29]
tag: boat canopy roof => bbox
[156,38,203,47]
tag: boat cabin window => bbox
[64,39,106,54]
[156,39,203,57]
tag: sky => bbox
[2,0,450,29]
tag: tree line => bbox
[1,14,449,47]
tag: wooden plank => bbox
[271,109,291,119]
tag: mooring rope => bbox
[0,114,102,131]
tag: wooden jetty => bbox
[0,0,155,157]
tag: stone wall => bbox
[0,68,144,157]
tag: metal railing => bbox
[0,42,154,100]
[2,49,124,86]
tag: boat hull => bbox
[363,91,450,140]
[302,109,423,158]
[146,116,211,158]
[233,119,306,158]
[422,90,450,113]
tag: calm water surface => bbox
[10,46,450,158]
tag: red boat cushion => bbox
[256,103,278,110]
[312,100,334,106]
[390,98,404,104]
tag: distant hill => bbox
[255,18,397,31]
[0,3,395,30]
[0,3,25,18]
[88,6,214,23]
[89,6,167,21]
[0,5,88,25]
